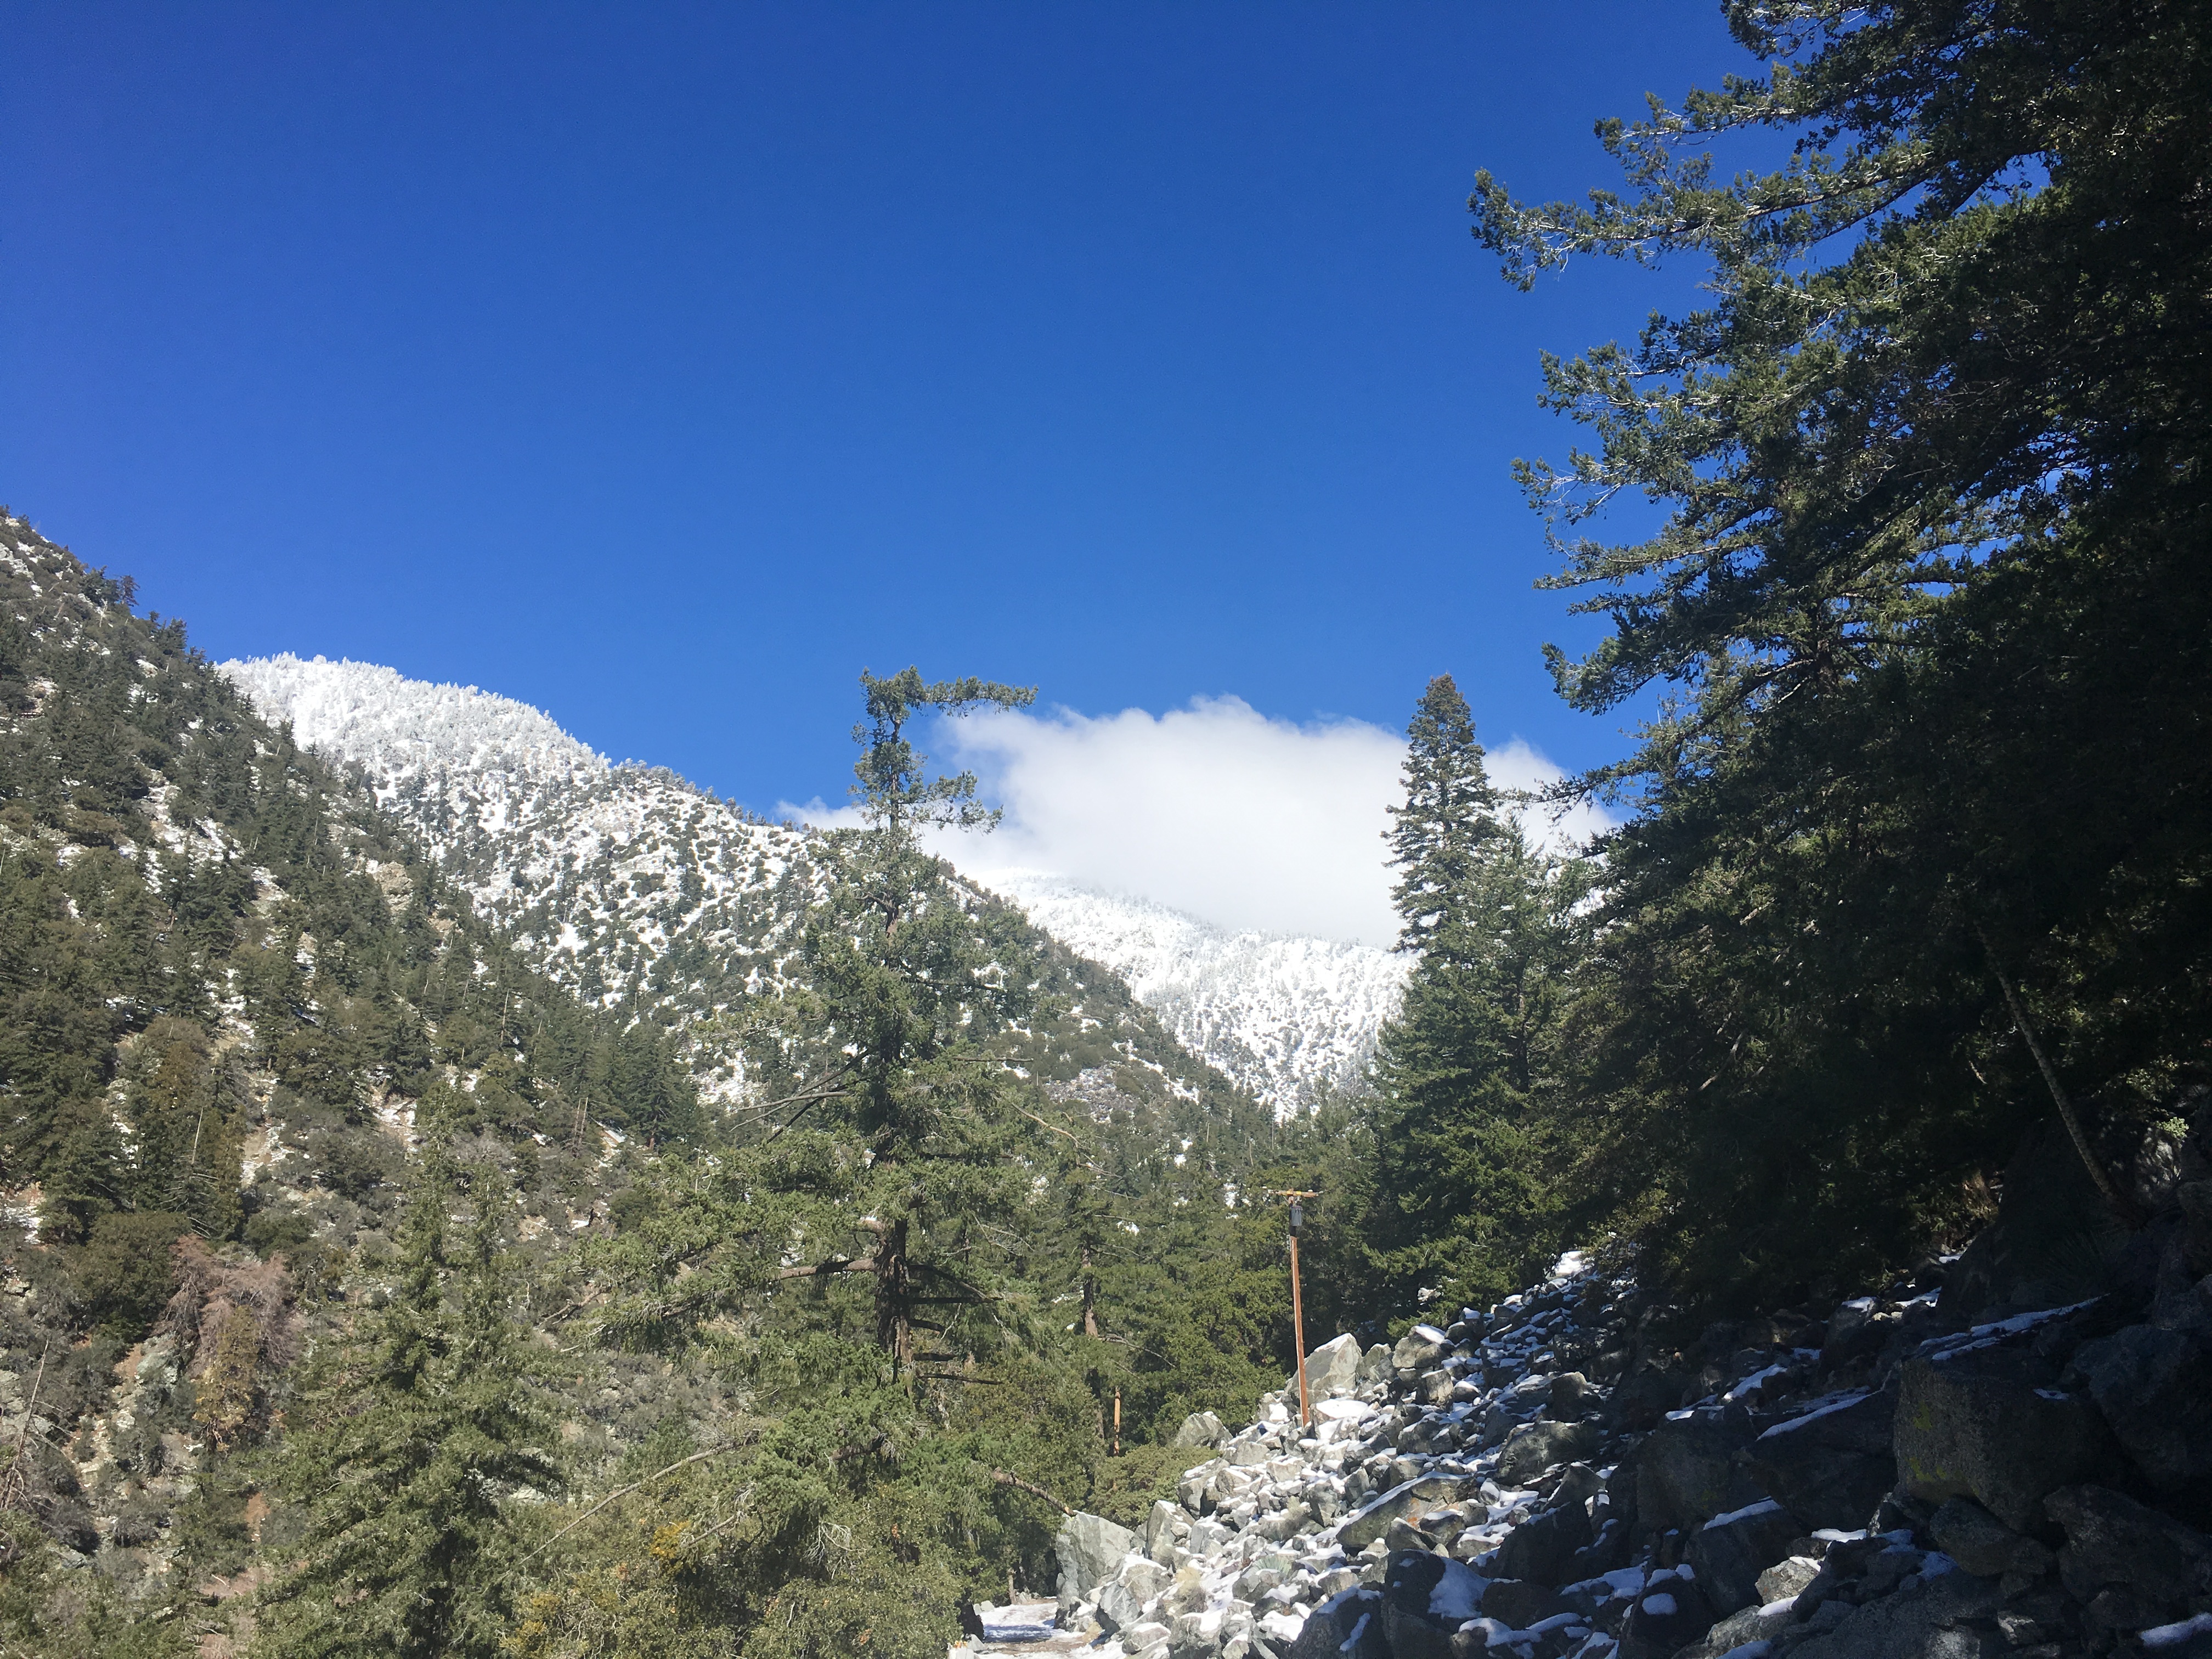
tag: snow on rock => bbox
[1024,1245,2163,1659]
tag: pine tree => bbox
[253,1145,558,1659]
[1365,680,1589,1308]
[1383,675,1500,963]
[1470,0,2212,1296]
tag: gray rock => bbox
[1284,1587,1386,1659]
[1756,1554,1822,1604]
[1493,1418,1600,1486]
[2044,1483,2212,1632]
[1174,1410,1228,1449]
[1054,1511,1138,1611]
[1894,1349,2113,1530]
[1479,1577,1567,1630]
[1492,1498,1592,1587]
[2068,1321,2212,1491]
[1547,1371,1592,1417]
[1336,1474,1474,1553]
[1178,1462,1217,1513]
[1379,1550,1489,1659]
[1169,1610,1217,1658]
[1290,1333,1364,1400]
[1392,1324,1449,1373]
[1615,1568,1715,1659]
[1925,1496,2052,1579]
[1414,1369,1454,1407]
[1785,1567,2007,1658]
[1674,1598,1793,1659]
[1685,1497,1803,1615]
[1097,1579,1149,1634]
[1143,1499,1183,1561]
[1355,1342,1392,1383]
[1747,1387,1897,1531]
[1632,1411,1763,1531]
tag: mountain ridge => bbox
[222,653,1402,1109]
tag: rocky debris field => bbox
[969,1109,2212,1659]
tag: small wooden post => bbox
[1111,1389,1121,1457]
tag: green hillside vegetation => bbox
[0,523,1302,1657]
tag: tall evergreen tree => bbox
[1383,676,1501,964]
[1365,679,1589,1308]
[1470,0,2212,1298]
[253,1146,559,1659]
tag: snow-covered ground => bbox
[222,655,1402,1111]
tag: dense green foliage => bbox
[1361,677,1592,1311]
[1324,0,2211,1318]
[0,542,1301,1654]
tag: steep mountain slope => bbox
[0,516,1316,1656]
[986,874,1405,1108]
[0,514,721,1644]
[223,655,1401,1109]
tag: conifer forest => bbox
[1,4,2208,1657]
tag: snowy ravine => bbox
[984,874,1406,1110]
[220,656,1401,1110]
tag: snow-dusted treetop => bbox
[224,654,606,785]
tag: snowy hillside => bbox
[986,874,1405,1108]
[223,655,830,1103]
[222,655,1401,1110]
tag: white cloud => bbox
[782,695,1610,947]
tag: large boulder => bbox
[1379,1550,1489,1659]
[1786,1567,2007,1658]
[1894,1349,2113,1531]
[1393,1324,1451,1372]
[1336,1474,1475,1553]
[1284,1587,1387,1659]
[1172,1410,1227,1448]
[2045,1483,2212,1639]
[1053,1511,1137,1612]
[1480,1577,1568,1629]
[1094,1555,1172,1633]
[1925,1497,2053,1579]
[1493,1419,1601,1486]
[1289,1333,1365,1400]
[1747,1388,1898,1531]
[1943,1116,2131,1319]
[1632,1410,1763,1532]
[1615,1567,1716,1659]
[1491,1499,1593,1587]
[2067,1321,2212,1492]
[1685,1497,1804,1616]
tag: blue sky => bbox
[4,1,1738,817]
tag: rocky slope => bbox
[998,1101,2212,1659]
[221,656,1402,1111]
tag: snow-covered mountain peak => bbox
[221,655,1403,1113]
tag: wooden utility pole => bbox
[1267,1190,1322,1431]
